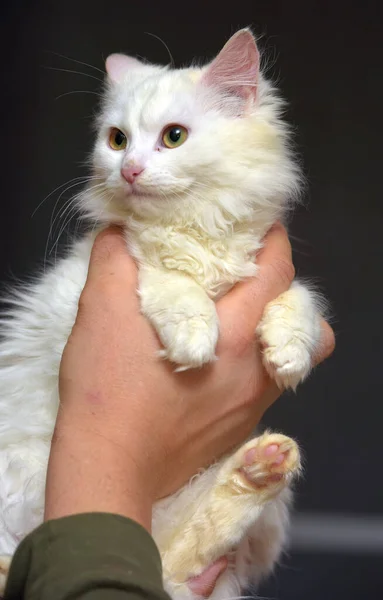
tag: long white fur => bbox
[0,28,323,598]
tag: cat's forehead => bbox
[110,68,202,131]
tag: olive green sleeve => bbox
[4,513,171,600]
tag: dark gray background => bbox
[1,1,382,598]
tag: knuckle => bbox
[269,257,295,286]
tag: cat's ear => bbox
[201,29,259,105]
[105,54,143,83]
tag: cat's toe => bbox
[261,340,312,391]
[256,317,312,390]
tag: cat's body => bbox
[0,29,322,598]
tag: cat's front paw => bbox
[259,334,312,391]
[139,269,220,370]
[157,298,219,370]
[257,299,313,391]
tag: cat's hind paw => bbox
[228,432,301,499]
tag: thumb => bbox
[86,226,137,285]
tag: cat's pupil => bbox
[169,128,181,142]
[115,131,125,145]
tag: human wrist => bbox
[45,411,154,531]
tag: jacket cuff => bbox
[5,513,169,600]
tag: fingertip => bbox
[321,320,336,359]
[314,320,336,365]
[88,225,136,280]
[266,220,285,235]
[92,225,126,255]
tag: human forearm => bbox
[45,413,152,532]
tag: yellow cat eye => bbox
[162,125,188,149]
[109,128,127,150]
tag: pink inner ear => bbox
[105,54,143,83]
[202,29,259,103]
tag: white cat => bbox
[0,29,323,598]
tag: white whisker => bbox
[31,175,97,217]
[45,180,106,268]
[222,80,257,87]
[46,51,106,76]
[48,179,99,242]
[43,66,103,83]
[145,31,175,67]
[55,90,102,101]
[52,202,81,264]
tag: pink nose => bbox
[121,164,144,184]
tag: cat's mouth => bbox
[125,185,183,202]
[131,188,160,199]
[122,180,162,200]
[120,175,193,200]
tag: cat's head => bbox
[86,29,299,229]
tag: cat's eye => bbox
[109,128,127,151]
[162,125,188,149]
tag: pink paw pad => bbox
[245,444,285,470]
[240,436,299,488]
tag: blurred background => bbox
[1,1,382,598]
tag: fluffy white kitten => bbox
[0,29,323,598]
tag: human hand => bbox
[45,224,334,530]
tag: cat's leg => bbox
[233,492,291,591]
[256,279,324,390]
[0,556,11,596]
[159,431,300,586]
[204,492,291,599]
[138,267,219,368]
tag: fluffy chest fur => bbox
[126,219,262,298]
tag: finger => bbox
[86,226,137,284]
[256,221,293,268]
[218,223,294,336]
[313,320,335,366]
